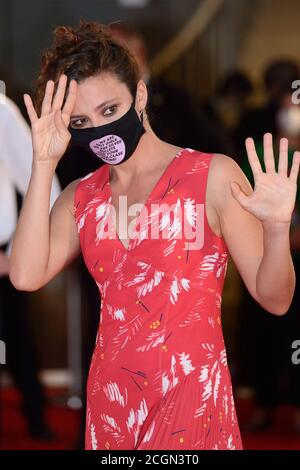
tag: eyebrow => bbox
[71,99,119,119]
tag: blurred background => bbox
[1,0,300,450]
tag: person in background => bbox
[108,22,234,155]
[0,91,60,439]
[235,62,300,432]
[236,60,300,160]
[203,70,254,160]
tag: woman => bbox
[9,20,299,450]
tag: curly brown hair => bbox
[33,18,140,115]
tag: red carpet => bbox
[236,393,300,450]
[1,387,300,450]
[0,388,81,450]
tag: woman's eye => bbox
[103,105,117,117]
[70,118,88,129]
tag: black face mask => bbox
[69,103,145,165]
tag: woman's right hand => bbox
[24,74,77,165]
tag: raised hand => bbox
[231,133,300,226]
[24,74,77,164]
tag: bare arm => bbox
[9,73,79,290]
[9,169,81,290]
[208,153,265,306]
[210,134,299,315]
[256,221,294,314]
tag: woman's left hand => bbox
[230,133,300,227]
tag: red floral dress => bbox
[74,148,243,450]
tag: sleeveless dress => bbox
[74,148,243,450]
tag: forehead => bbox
[71,72,131,113]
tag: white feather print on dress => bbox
[85,195,104,209]
[183,197,197,229]
[215,292,222,310]
[103,381,128,407]
[95,200,110,221]
[161,354,179,395]
[200,362,216,402]
[107,304,126,322]
[95,200,111,245]
[213,368,221,405]
[77,212,88,233]
[111,314,144,361]
[146,199,182,249]
[136,329,166,353]
[90,423,98,450]
[168,275,190,305]
[148,202,178,243]
[178,352,196,375]
[99,279,110,298]
[202,343,215,359]
[197,248,228,283]
[198,345,227,406]
[100,414,125,446]
[90,364,102,396]
[124,261,151,285]
[227,434,236,450]
[195,403,207,418]
[166,198,183,241]
[197,251,219,281]
[142,420,156,444]
[136,270,165,297]
[152,355,179,396]
[162,401,176,425]
[126,398,148,447]
[124,261,165,297]
[220,348,228,366]
[179,297,205,327]
[113,253,128,290]
[113,252,128,273]
[95,328,103,348]
[186,159,208,175]
[163,239,177,257]
[76,195,105,233]
[151,200,181,241]
[223,384,228,417]
[216,252,228,279]
[129,212,152,250]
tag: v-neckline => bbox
[104,147,185,252]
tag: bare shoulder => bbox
[207,153,253,212]
[52,177,82,216]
